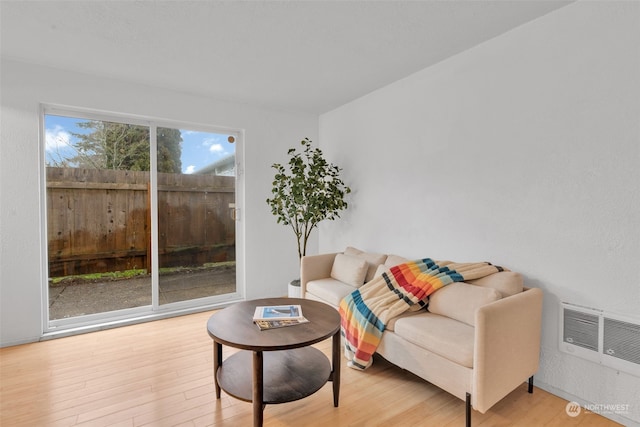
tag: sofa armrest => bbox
[472,287,543,413]
[300,253,339,297]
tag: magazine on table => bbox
[253,304,308,330]
[254,317,309,331]
[253,304,304,321]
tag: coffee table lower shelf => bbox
[217,346,331,404]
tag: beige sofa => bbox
[301,247,543,427]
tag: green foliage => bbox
[157,127,183,173]
[66,121,182,173]
[266,138,351,260]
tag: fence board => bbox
[46,167,235,277]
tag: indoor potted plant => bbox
[266,138,351,297]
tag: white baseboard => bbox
[534,379,639,427]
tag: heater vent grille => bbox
[563,308,599,351]
[603,318,640,365]
[560,303,640,377]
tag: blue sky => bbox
[44,114,235,174]
[180,130,235,174]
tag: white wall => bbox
[0,59,317,346]
[319,1,639,425]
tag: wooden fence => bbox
[46,167,235,277]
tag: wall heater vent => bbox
[560,304,601,363]
[563,308,599,351]
[602,315,640,374]
[560,303,640,377]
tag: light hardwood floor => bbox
[0,310,622,427]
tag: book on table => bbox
[253,304,308,330]
[254,318,309,330]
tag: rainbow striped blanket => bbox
[339,258,504,370]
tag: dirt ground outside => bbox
[48,264,236,320]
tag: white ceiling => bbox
[1,0,573,114]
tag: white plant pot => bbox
[288,279,301,298]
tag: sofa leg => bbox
[528,376,534,394]
[466,392,471,427]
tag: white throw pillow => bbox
[343,246,387,282]
[330,254,368,287]
[428,282,502,326]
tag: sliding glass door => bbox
[43,107,240,329]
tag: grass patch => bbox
[50,261,236,285]
[159,261,235,275]
[50,269,147,285]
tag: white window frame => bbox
[40,104,245,337]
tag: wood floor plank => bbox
[0,310,624,427]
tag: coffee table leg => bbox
[332,331,341,407]
[213,341,222,399]
[252,350,264,427]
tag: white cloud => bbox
[184,165,196,174]
[202,136,222,147]
[209,143,225,154]
[45,125,71,151]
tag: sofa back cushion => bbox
[384,254,409,268]
[344,246,388,282]
[466,271,524,297]
[428,282,502,326]
[331,253,368,287]
[373,264,387,280]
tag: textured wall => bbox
[319,1,639,425]
[0,60,317,346]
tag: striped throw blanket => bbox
[339,258,504,370]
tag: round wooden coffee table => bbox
[207,298,341,427]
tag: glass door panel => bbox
[157,128,236,305]
[45,114,152,320]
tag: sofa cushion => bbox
[466,271,524,297]
[307,278,356,307]
[385,308,427,331]
[343,246,361,256]
[343,246,388,282]
[393,312,475,368]
[428,282,501,326]
[384,254,409,267]
[372,264,387,280]
[330,254,368,287]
